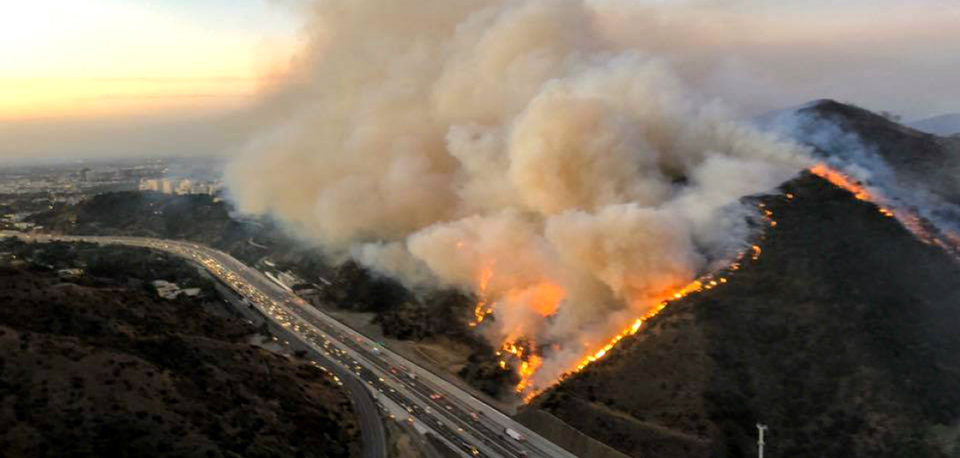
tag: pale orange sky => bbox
[2,0,959,161]
[0,0,300,120]
[5,0,959,122]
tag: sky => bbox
[0,0,300,120]
[1,0,959,161]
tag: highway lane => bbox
[336,360,389,458]
[195,239,579,458]
[3,232,580,458]
[1,232,388,458]
[208,264,388,458]
[191,240,570,458]
[305,337,388,458]
[294,334,388,458]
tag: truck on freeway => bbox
[504,427,527,442]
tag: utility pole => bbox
[756,423,768,458]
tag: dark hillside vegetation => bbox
[1,239,214,293]
[531,172,960,458]
[28,192,512,396]
[28,193,473,333]
[29,192,252,253]
[0,241,360,458]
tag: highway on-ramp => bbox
[3,232,581,458]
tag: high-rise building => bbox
[176,179,194,195]
[138,179,161,192]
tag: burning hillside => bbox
[775,100,960,257]
[224,0,960,403]
[808,163,960,258]
[525,170,960,458]
[512,158,960,401]
[226,0,812,398]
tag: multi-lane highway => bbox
[3,232,580,458]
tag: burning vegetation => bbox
[809,163,873,201]
[473,162,960,402]
[477,197,780,401]
[530,168,960,458]
[810,163,960,257]
[223,0,960,405]
[227,0,812,403]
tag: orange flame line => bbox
[809,164,960,255]
[512,206,779,402]
[809,163,872,201]
[507,163,960,402]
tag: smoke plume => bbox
[226,0,812,390]
[765,106,960,248]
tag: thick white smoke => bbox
[226,0,811,390]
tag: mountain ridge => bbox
[910,113,960,137]
[526,102,960,458]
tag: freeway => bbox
[2,231,386,458]
[4,232,580,458]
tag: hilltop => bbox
[798,100,960,205]
[525,101,960,458]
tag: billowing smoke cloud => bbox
[226,0,812,389]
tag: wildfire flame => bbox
[506,282,567,317]
[562,247,759,380]
[498,340,544,395]
[810,163,960,256]
[897,211,960,257]
[517,355,543,394]
[482,163,959,403]
[468,267,495,327]
[507,204,780,402]
[468,261,566,329]
[809,163,872,201]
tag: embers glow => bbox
[499,164,959,403]
[468,267,495,327]
[507,200,782,401]
[503,204,783,402]
[509,283,566,317]
[809,163,872,200]
[808,164,960,256]
[498,339,542,399]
